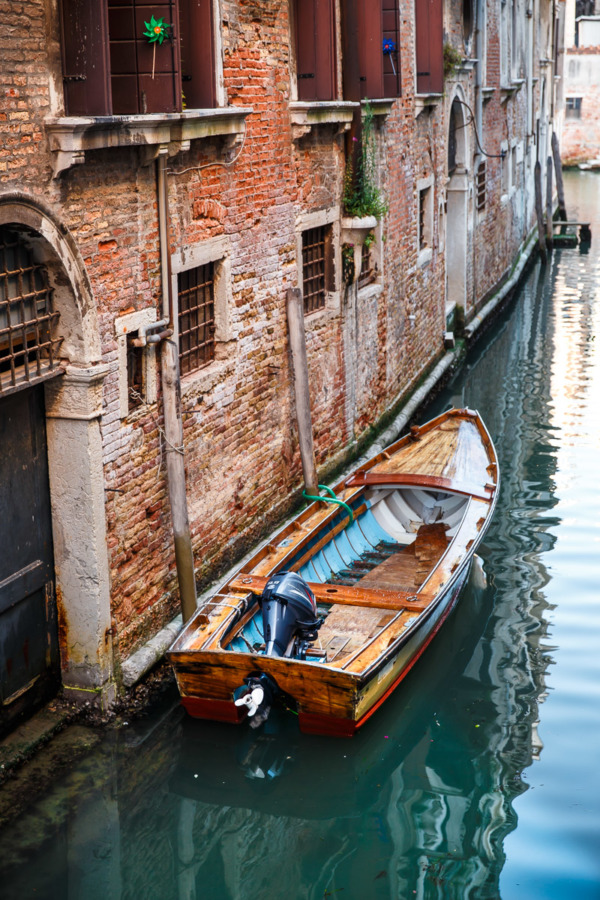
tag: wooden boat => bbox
[168,407,499,737]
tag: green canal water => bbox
[1,171,599,899]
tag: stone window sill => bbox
[417,247,433,268]
[45,107,253,176]
[363,98,396,118]
[289,101,358,139]
[303,294,341,325]
[500,80,525,103]
[414,94,443,117]
[482,86,495,102]
[180,355,236,403]
[458,58,478,73]
[357,281,383,300]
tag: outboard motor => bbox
[259,571,322,658]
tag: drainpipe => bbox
[157,150,197,623]
[474,0,484,170]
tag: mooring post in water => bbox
[534,160,548,262]
[161,340,198,623]
[286,288,319,496]
[157,154,197,624]
[552,132,567,221]
[546,156,554,248]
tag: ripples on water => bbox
[1,172,600,899]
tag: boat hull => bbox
[168,407,499,737]
[171,563,470,737]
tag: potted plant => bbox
[341,102,387,281]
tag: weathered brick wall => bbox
[0,0,554,669]
[562,49,600,164]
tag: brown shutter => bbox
[108,0,181,115]
[179,0,215,109]
[415,0,443,94]
[382,0,401,97]
[59,0,111,115]
[295,0,336,101]
[358,0,383,99]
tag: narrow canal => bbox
[1,171,599,900]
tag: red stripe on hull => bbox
[182,696,245,724]
[181,571,468,737]
[297,712,358,737]
[298,572,466,737]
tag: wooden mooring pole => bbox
[546,156,554,248]
[534,160,548,262]
[161,339,198,623]
[552,132,567,221]
[286,288,318,496]
[157,153,197,624]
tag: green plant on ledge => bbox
[343,101,388,220]
[342,243,355,283]
[443,43,463,79]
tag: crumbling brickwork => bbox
[0,0,562,690]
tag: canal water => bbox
[1,171,599,900]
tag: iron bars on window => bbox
[0,228,62,396]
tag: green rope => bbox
[302,484,354,523]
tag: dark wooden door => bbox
[0,386,59,735]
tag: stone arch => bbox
[445,87,470,318]
[0,191,114,709]
[0,191,101,365]
[448,87,469,175]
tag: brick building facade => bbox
[562,2,600,165]
[0,0,562,729]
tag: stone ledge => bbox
[363,98,396,117]
[414,93,443,117]
[500,80,525,102]
[289,100,358,139]
[45,107,253,176]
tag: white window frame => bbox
[114,308,159,419]
[295,206,341,319]
[417,176,434,267]
[170,234,233,395]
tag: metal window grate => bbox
[418,189,428,250]
[178,262,215,376]
[357,241,375,289]
[0,228,62,396]
[566,97,582,119]
[302,227,327,314]
[476,161,486,211]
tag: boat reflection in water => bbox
[168,559,544,900]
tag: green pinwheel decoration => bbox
[143,15,171,44]
[143,15,172,79]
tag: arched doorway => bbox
[0,193,114,732]
[0,225,63,730]
[446,95,469,319]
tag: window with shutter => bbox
[59,0,216,116]
[356,1,401,100]
[382,0,401,97]
[358,1,383,99]
[179,0,216,110]
[415,0,443,94]
[294,0,336,102]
